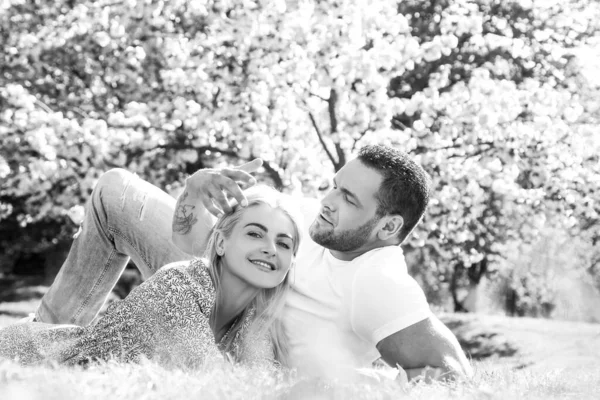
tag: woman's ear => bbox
[377,215,403,241]
[215,231,226,256]
[288,261,296,283]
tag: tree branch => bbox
[327,88,346,170]
[412,140,495,156]
[35,100,53,114]
[308,111,337,168]
[309,91,329,102]
[334,142,345,171]
[351,118,375,152]
[328,88,338,135]
[107,142,240,169]
[212,87,221,109]
[448,143,495,159]
[261,159,284,190]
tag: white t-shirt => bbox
[283,200,431,379]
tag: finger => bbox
[234,158,263,173]
[210,188,233,215]
[201,195,224,218]
[221,168,258,186]
[237,180,256,190]
[220,179,248,207]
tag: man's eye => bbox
[344,195,355,205]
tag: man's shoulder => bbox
[331,246,410,300]
[348,246,422,298]
[346,246,431,345]
[353,246,408,275]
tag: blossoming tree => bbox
[1,0,598,313]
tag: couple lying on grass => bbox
[0,145,472,381]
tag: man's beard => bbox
[310,214,380,252]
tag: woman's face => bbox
[218,203,297,289]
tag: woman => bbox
[0,186,301,368]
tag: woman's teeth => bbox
[250,260,275,271]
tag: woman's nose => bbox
[261,241,277,255]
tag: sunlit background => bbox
[1,0,599,397]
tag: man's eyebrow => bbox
[333,178,363,207]
[244,223,294,240]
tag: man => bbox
[35,144,471,380]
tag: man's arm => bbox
[171,185,215,256]
[376,314,473,381]
[171,159,263,256]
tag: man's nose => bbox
[320,191,336,211]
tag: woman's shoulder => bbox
[158,259,209,276]
[159,259,203,271]
[162,258,214,289]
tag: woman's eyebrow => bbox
[277,233,294,240]
[244,222,267,231]
[245,222,294,240]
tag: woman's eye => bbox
[344,195,354,205]
[248,231,262,238]
[278,242,291,249]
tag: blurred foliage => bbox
[1,0,599,315]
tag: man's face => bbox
[309,159,383,255]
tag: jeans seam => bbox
[108,226,153,272]
[72,248,117,324]
[36,298,60,323]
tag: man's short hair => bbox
[357,144,431,243]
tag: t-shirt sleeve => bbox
[350,262,431,346]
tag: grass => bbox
[2,295,600,399]
[1,358,598,400]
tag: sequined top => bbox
[0,259,273,368]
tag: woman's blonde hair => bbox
[203,185,302,366]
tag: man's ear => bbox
[377,215,403,241]
[215,231,226,256]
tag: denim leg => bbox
[36,169,191,325]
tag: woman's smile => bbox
[248,258,276,271]
[219,203,297,289]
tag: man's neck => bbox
[329,240,398,262]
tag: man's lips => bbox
[318,213,333,225]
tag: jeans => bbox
[35,169,191,325]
